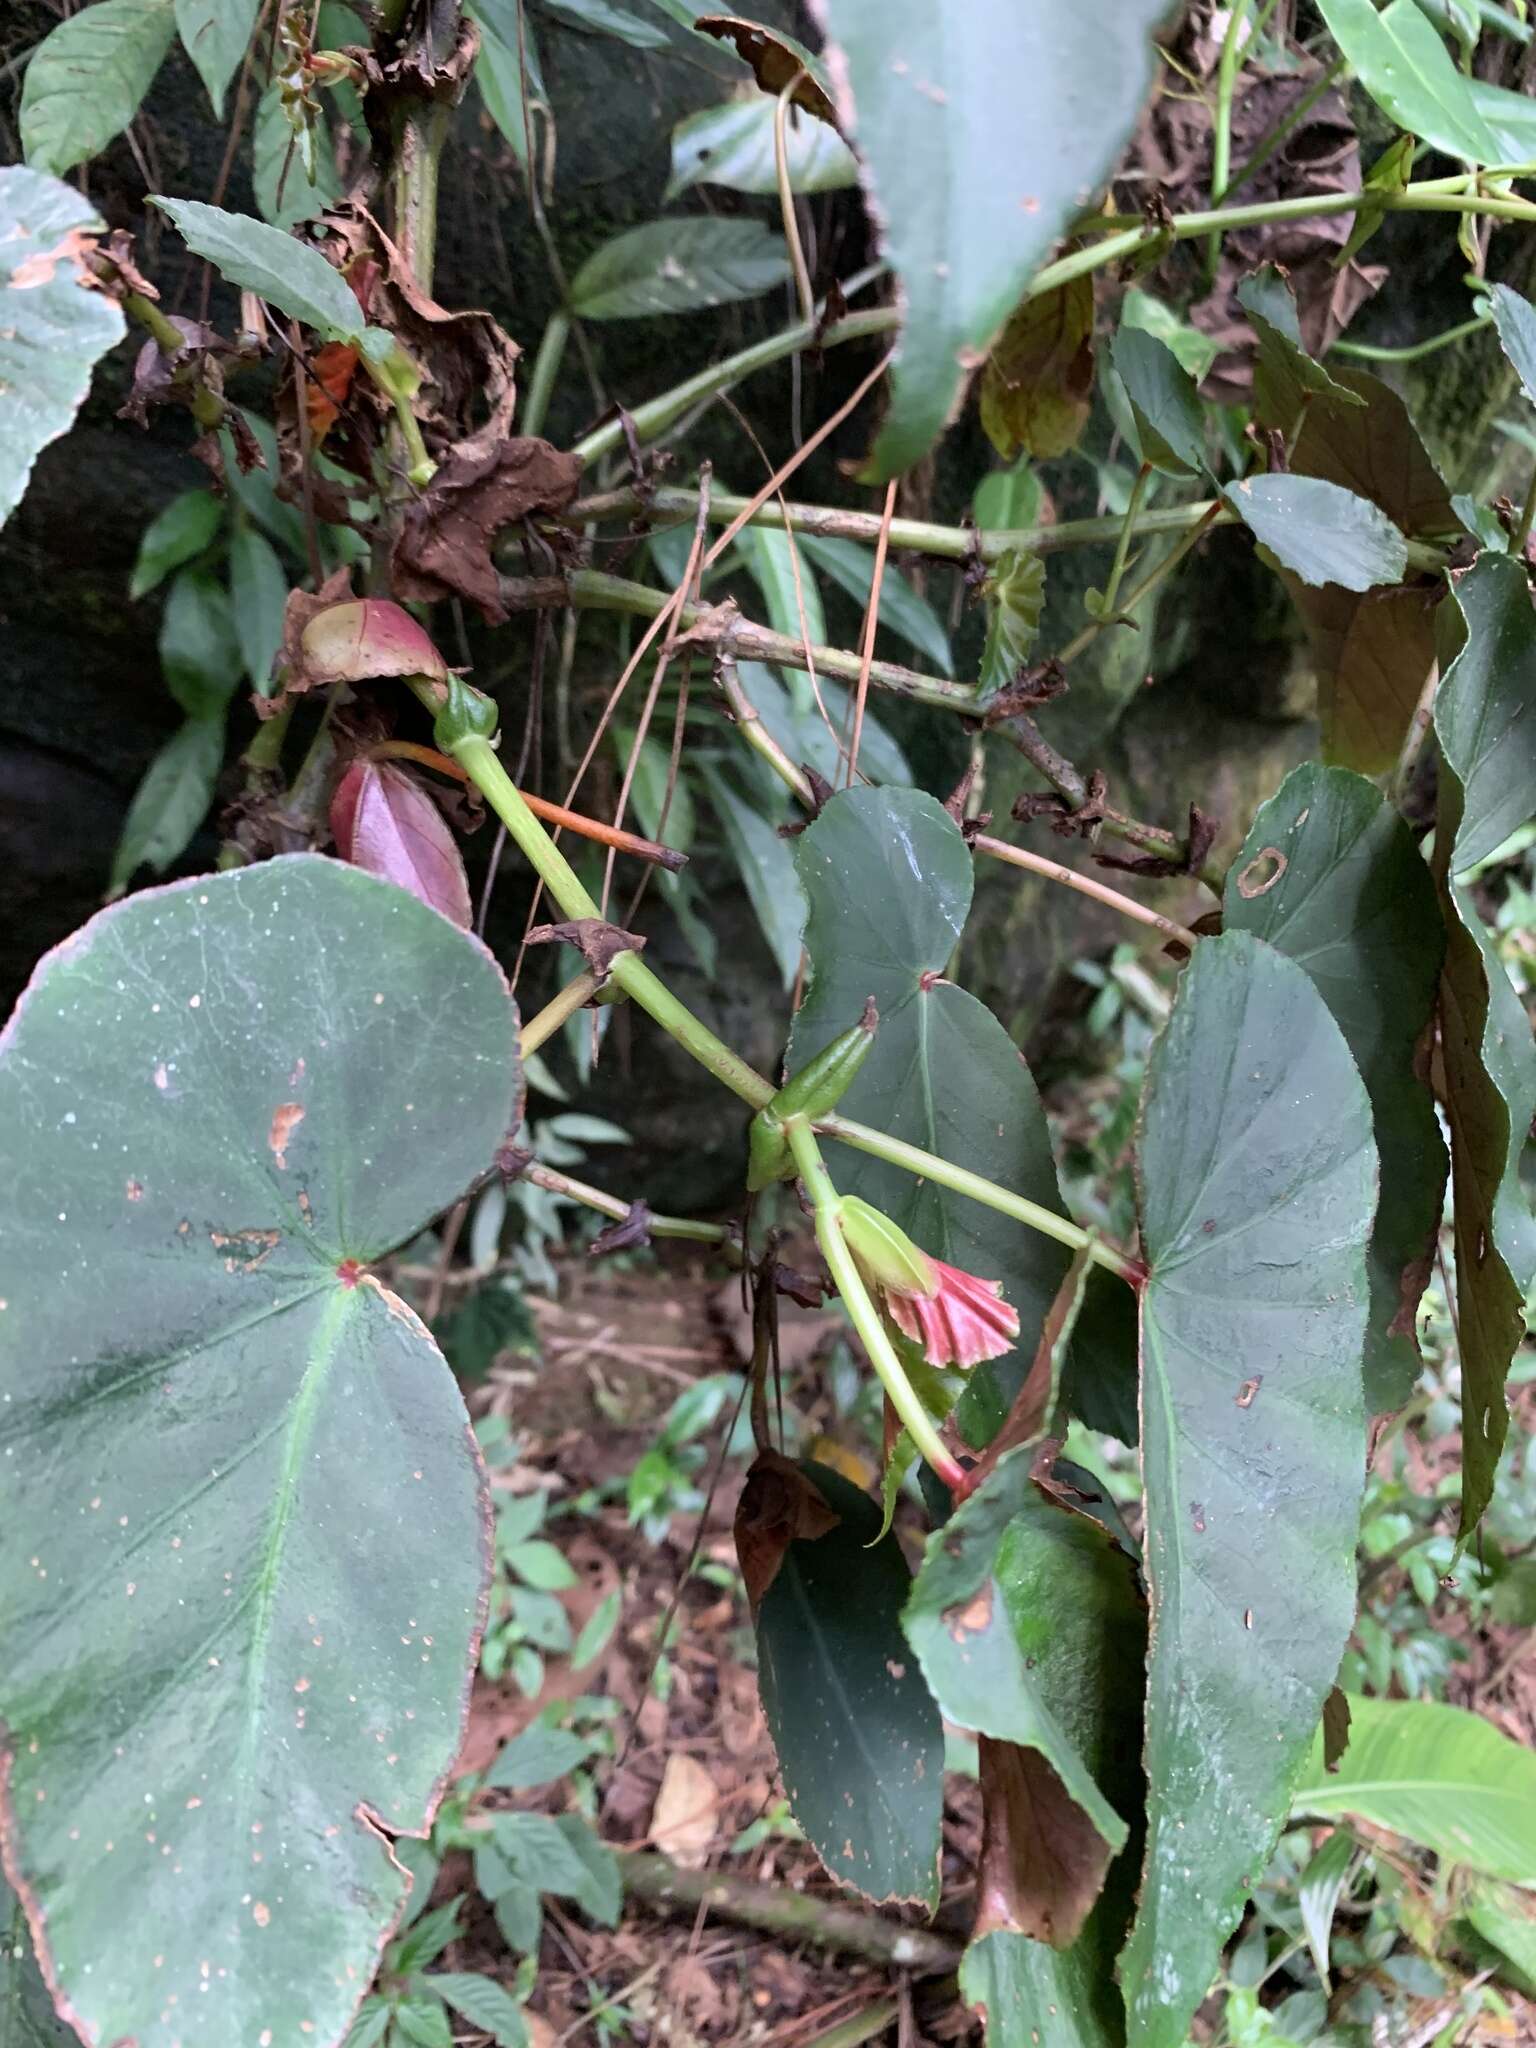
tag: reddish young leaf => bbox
[330,758,473,928]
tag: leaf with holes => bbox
[0,855,522,2048]
[1433,554,1536,1540]
[751,1462,943,1905]
[0,168,126,532]
[567,218,789,320]
[21,0,178,177]
[1225,764,1446,1414]
[791,787,1092,1446]
[811,0,1171,479]
[979,550,1046,697]
[1122,932,1376,2048]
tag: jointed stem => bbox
[519,971,601,1056]
[784,1119,965,1490]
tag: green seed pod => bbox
[838,1196,935,1298]
[768,997,878,1124]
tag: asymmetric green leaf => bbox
[667,97,858,198]
[149,196,367,342]
[979,551,1046,697]
[754,1463,944,1906]
[0,169,126,532]
[1312,0,1499,162]
[175,0,259,115]
[1293,1695,1536,1883]
[1225,765,1446,1414]
[1123,932,1376,2048]
[1225,475,1408,593]
[567,218,789,320]
[1434,555,1536,1537]
[1111,327,1204,478]
[0,856,522,2048]
[791,788,1087,1442]
[813,0,1171,479]
[20,0,177,176]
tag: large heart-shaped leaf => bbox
[149,196,367,343]
[1225,764,1446,1414]
[20,0,177,177]
[1293,1695,1536,1883]
[0,168,126,532]
[904,1450,1143,1945]
[1434,555,1536,1539]
[791,788,1104,1443]
[1122,931,1376,2048]
[750,1462,943,1906]
[0,855,522,2048]
[810,0,1171,480]
[567,218,789,320]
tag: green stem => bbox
[1515,465,1536,555]
[389,100,447,283]
[570,482,1228,564]
[784,1119,965,1490]
[571,305,898,468]
[242,698,296,776]
[521,1159,729,1245]
[444,726,776,1108]
[1330,311,1491,363]
[1055,499,1224,667]
[519,969,601,1055]
[521,309,571,440]
[1207,0,1253,278]
[1094,462,1152,623]
[818,1115,1144,1287]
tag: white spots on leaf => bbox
[188,994,202,1009]
[253,1901,271,1927]
[154,1064,170,1092]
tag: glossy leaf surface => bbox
[0,856,522,2048]
[1225,764,1445,1413]
[1124,932,1376,2048]
[1293,1695,1536,1882]
[1312,0,1498,162]
[813,0,1170,478]
[0,169,126,531]
[753,1463,943,1905]
[791,788,1084,1441]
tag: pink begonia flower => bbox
[839,1197,1020,1370]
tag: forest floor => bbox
[419,1255,1536,2048]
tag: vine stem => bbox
[519,1159,729,1245]
[818,1114,1144,1287]
[784,1118,965,1491]
[519,971,601,1055]
[432,688,1144,1290]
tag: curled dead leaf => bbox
[733,1449,840,1613]
[392,438,584,624]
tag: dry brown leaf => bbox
[974,1734,1114,1949]
[392,437,583,623]
[979,275,1095,462]
[650,1751,719,1869]
[733,1450,840,1614]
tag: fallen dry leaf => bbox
[650,1751,719,1869]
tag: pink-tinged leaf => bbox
[301,598,449,685]
[330,759,472,927]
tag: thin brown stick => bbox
[846,480,897,787]
[974,834,1199,949]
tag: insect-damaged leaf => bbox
[331,759,474,930]
[1279,360,1453,775]
[980,277,1095,463]
[1122,932,1376,2048]
[0,855,523,2048]
[903,1447,1143,1948]
[1225,764,1446,1414]
[1225,475,1408,594]
[790,788,1099,1446]
[747,1461,943,1906]
[810,0,1171,480]
[0,168,126,533]
[1433,555,1536,1540]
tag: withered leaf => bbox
[392,437,583,623]
[734,1449,840,1613]
[1322,1686,1351,1775]
[263,566,355,718]
[330,758,474,929]
[525,917,645,980]
[975,1735,1114,1949]
[589,1201,654,1257]
[979,275,1095,463]
[693,16,838,125]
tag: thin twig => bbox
[846,480,898,788]
[974,834,1199,949]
